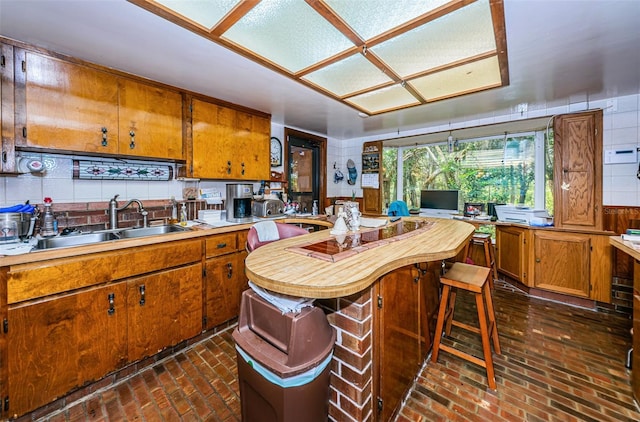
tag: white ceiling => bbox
[1,0,639,142]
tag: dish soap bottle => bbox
[41,197,56,237]
[180,203,188,226]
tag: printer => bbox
[494,205,552,225]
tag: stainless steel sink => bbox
[36,232,120,250]
[118,225,190,238]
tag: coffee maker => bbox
[226,184,253,222]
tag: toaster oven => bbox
[252,199,285,218]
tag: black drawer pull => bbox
[217,243,227,249]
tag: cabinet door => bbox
[118,78,183,160]
[127,263,202,362]
[18,49,119,153]
[533,231,590,298]
[376,265,421,422]
[363,188,381,214]
[496,226,529,284]
[237,110,270,180]
[192,99,233,179]
[204,251,247,330]
[633,294,640,402]
[192,99,270,180]
[7,283,127,417]
[1,42,17,173]
[553,110,602,230]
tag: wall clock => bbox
[270,137,282,167]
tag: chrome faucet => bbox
[108,194,148,229]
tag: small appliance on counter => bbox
[252,199,285,218]
[495,205,551,225]
[226,184,254,223]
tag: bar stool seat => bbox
[465,232,497,288]
[431,262,501,389]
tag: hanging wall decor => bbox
[73,160,173,181]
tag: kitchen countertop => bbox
[610,236,640,260]
[0,215,331,266]
[245,217,474,299]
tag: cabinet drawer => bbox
[7,239,202,304]
[205,233,237,257]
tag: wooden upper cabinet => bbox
[16,48,184,160]
[118,78,183,160]
[18,49,119,154]
[191,98,270,180]
[362,141,383,215]
[1,42,17,173]
[239,110,270,180]
[553,110,603,230]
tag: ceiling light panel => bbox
[345,84,420,114]
[411,56,502,102]
[372,0,497,78]
[221,0,354,73]
[131,0,508,116]
[302,53,394,97]
[323,0,450,41]
[154,0,240,30]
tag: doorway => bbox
[284,128,326,214]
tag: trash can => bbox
[232,289,336,422]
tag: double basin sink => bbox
[35,225,190,250]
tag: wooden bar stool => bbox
[465,232,497,288]
[431,262,501,390]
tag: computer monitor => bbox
[419,190,460,218]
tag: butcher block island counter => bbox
[246,217,473,298]
[245,217,474,421]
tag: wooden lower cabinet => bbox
[127,263,202,362]
[496,226,529,284]
[532,230,611,302]
[203,230,249,331]
[2,239,204,418]
[7,283,128,416]
[496,225,612,303]
[633,260,640,403]
[204,251,247,329]
[533,231,590,298]
[375,261,440,421]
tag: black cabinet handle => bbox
[101,127,108,147]
[129,130,136,149]
[139,284,146,306]
[108,293,115,315]
[227,263,233,279]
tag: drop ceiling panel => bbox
[154,0,240,30]
[345,84,420,114]
[222,0,354,73]
[302,53,394,97]
[411,56,502,101]
[372,0,496,78]
[323,0,450,41]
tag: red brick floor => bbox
[21,281,640,421]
